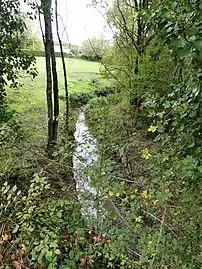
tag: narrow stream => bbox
[73,112,99,217]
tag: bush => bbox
[0,175,126,269]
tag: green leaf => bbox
[109,191,114,197]
[13,224,20,233]
[12,185,17,192]
[176,46,192,58]
[50,240,58,248]
[56,212,62,218]
[171,39,185,48]
[193,40,202,51]
[45,250,53,262]
[70,260,76,267]
[166,26,173,33]
[75,253,80,262]
[55,249,61,255]
[163,101,171,109]
[69,249,74,260]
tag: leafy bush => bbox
[0,174,127,269]
[84,3,202,264]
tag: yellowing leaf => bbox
[163,156,169,162]
[148,125,157,133]
[130,194,136,200]
[153,200,160,209]
[135,216,143,223]
[141,148,152,160]
[21,244,27,252]
[141,190,148,198]
[109,191,114,197]
[2,233,11,241]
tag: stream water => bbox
[73,112,99,217]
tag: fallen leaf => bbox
[153,200,159,209]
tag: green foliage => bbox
[0,175,126,269]
[68,77,115,107]
[0,0,36,122]
[1,1,201,268]
[1,58,104,184]
[69,44,81,58]
[81,37,109,61]
[20,14,43,51]
[85,1,202,268]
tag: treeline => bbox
[23,34,109,61]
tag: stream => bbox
[73,112,99,218]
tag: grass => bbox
[7,57,113,142]
[8,57,100,103]
[3,57,112,186]
[7,57,101,137]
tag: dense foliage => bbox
[85,0,202,268]
[0,0,35,122]
[81,37,109,61]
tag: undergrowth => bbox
[84,94,202,269]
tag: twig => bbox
[88,38,133,93]
[110,199,130,226]
[148,208,166,269]
[142,208,178,239]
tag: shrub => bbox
[0,174,126,269]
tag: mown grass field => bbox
[4,57,110,180]
[7,58,104,140]
[8,57,100,111]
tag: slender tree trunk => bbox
[55,0,69,131]
[50,40,59,142]
[41,0,59,148]
[41,0,53,148]
[135,14,142,74]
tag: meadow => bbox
[8,57,101,112]
[4,57,111,182]
[7,57,109,141]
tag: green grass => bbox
[7,57,113,124]
[7,57,101,137]
[2,58,104,189]
[4,57,112,180]
[8,57,100,105]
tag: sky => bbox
[20,0,110,45]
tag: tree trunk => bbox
[41,0,59,148]
[41,0,54,148]
[55,0,69,131]
[51,40,59,142]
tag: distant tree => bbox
[70,45,81,58]
[0,0,36,122]
[81,37,108,61]
[21,15,43,51]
